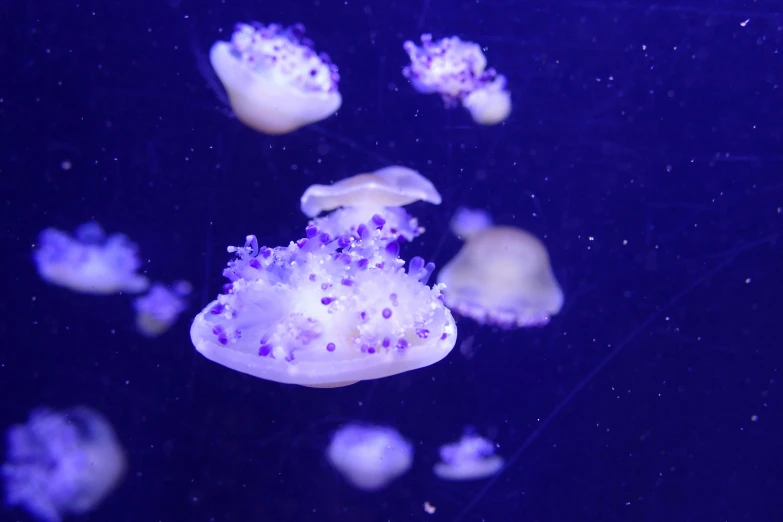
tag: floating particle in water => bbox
[33,221,149,295]
[326,423,413,491]
[2,407,126,522]
[437,207,563,328]
[210,22,342,135]
[433,430,503,481]
[133,280,192,337]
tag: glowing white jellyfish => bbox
[133,281,192,337]
[190,219,457,388]
[210,22,342,135]
[326,423,413,491]
[437,207,563,328]
[33,222,149,295]
[403,34,511,126]
[301,165,443,241]
[2,407,126,522]
[433,431,503,481]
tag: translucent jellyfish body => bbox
[2,407,126,522]
[190,221,457,388]
[437,208,563,328]
[327,423,413,491]
[403,34,511,126]
[210,22,342,135]
[33,222,149,295]
[433,432,503,481]
[133,281,192,337]
[301,165,443,241]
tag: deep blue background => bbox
[1,1,782,521]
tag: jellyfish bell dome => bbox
[433,433,504,481]
[462,82,512,126]
[210,22,342,135]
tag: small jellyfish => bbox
[402,34,511,126]
[437,208,563,328]
[326,423,413,491]
[210,22,342,135]
[133,280,192,337]
[2,407,126,522]
[33,222,149,295]
[301,165,442,241]
[433,431,503,481]
[190,219,457,388]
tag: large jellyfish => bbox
[402,34,512,126]
[300,165,442,241]
[210,22,342,135]
[437,207,563,328]
[33,222,149,295]
[2,407,126,522]
[190,219,457,388]
[433,430,504,481]
[133,280,192,337]
[326,423,413,491]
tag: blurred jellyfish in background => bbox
[33,222,149,295]
[300,165,442,240]
[437,207,563,328]
[433,429,503,481]
[2,407,126,522]
[133,280,192,337]
[210,22,342,135]
[403,34,511,126]
[190,219,457,388]
[326,423,413,491]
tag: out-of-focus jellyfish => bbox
[210,22,342,135]
[437,207,563,328]
[190,219,457,388]
[2,407,126,522]
[33,222,149,295]
[133,280,192,337]
[301,165,442,241]
[326,423,413,491]
[402,34,511,126]
[433,430,503,481]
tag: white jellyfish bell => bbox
[433,431,504,481]
[326,423,413,491]
[210,22,342,135]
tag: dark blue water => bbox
[1,1,781,521]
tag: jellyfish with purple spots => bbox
[433,430,503,481]
[437,207,563,328]
[2,407,126,522]
[33,222,149,295]
[209,22,342,135]
[133,280,192,337]
[402,34,511,126]
[300,165,442,241]
[326,423,413,491]
[190,216,456,388]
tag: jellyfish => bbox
[326,423,413,491]
[133,280,192,337]
[190,218,457,388]
[209,22,342,135]
[300,165,443,241]
[402,34,511,126]
[33,222,149,295]
[433,431,503,481]
[2,407,126,522]
[437,207,563,328]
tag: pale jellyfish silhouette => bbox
[403,34,511,126]
[437,207,563,328]
[300,165,442,241]
[210,22,342,135]
[326,423,413,491]
[2,407,126,522]
[433,430,503,481]
[190,219,457,388]
[33,222,149,295]
[133,280,192,337]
